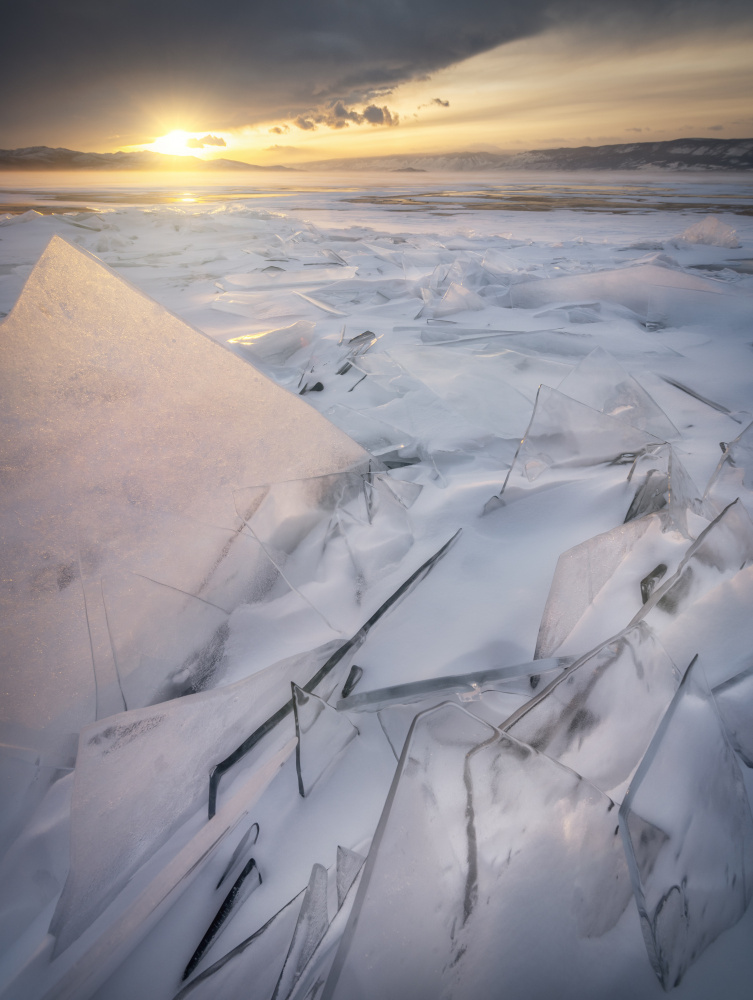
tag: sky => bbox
[2,0,752,164]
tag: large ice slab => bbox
[509,623,679,800]
[705,420,753,519]
[324,703,632,1000]
[48,643,331,954]
[620,657,753,989]
[509,263,753,329]
[492,385,661,502]
[557,347,678,440]
[535,513,692,659]
[0,236,366,737]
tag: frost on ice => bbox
[1,197,753,1000]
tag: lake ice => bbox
[1,174,752,1000]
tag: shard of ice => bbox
[677,215,741,248]
[0,236,367,743]
[46,739,294,1000]
[48,644,322,954]
[557,347,678,440]
[228,319,314,366]
[323,704,631,1000]
[508,623,679,800]
[624,443,713,531]
[175,889,306,1000]
[619,657,753,989]
[234,467,418,633]
[508,262,751,329]
[272,862,330,1000]
[714,665,753,768]
[535,514,692,659]
[182,856,262,980]
[633,499,753,638]
[388,345,534,439]
[494,385,661,501]
[704,419,753,518]
[336,846,366,910]
[338,656,572,712]
[292,684,359,797]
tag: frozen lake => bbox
[1,171,753,1000]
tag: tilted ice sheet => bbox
[0,236,367,739]
[508,623,680,800]
[704,420,753,518]
[713,665,753,768]
[536,513,693,659]
[509,263,753,330]
[324,703,633,1000]
[557,347,678,440]
[48,641,342,954]
[495,385,661,503]
[620,657,753,990]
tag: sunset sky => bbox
[2,0,752,164]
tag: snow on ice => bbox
[1,179,753,1000]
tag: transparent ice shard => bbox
[492,385,660,502]
[323,404,422,470]
[0,770,72,952]
[431,281,487,317]
[624,444,712,531]
[619,657,753,990]
[283,852,367,1000]
[176,889,306,999]
[338,656,572,713]
[216,822,259,889]
[272,863,330,1000]
[47,740,294,999]
[389,345,535,439]
[535,514,692,659]
[48,647,312,953]
[323,704,631,1000]
[292,685,359,797]
[705,420,753,518]
[234,468,417,632]
[677,215,741,248]
[634,499,753,633]
[509,623,680,800]
[182,856,262,980]
[228,319,314,365]
[557,347,678,440]
[336,846,366,910]
[0,236,366,737]
[508,262,749,329]
[339,665,363,699]
[714,665,753,768]
[323,704,497,1000]
[208,531,461,817]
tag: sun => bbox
[147,130,194,155]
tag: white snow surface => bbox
[1,174,753,1000]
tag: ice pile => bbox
[1,201,753,1000]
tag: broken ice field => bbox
[1,188,753,1000]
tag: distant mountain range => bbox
[304,138,753,172]
[1,138,751,172]
[0,147,293,171]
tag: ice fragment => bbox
[292,684,358,797]
[619,657,753,989]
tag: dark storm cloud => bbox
[1,0,751,145]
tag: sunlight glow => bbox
[148,130,194,156]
